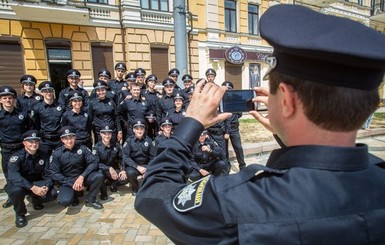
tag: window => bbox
[248,4,259,35]
[91,43,113,80]
[225,63,242,89]
[0,41,24,88]
[141,0,169,11]
[151,47,169,78]
[87,0,108,4]
[225,0,237,32]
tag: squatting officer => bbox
[50,126,104,210]
[7,130,57,228]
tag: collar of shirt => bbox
[266,144,373,171]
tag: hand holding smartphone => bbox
[219,89,266,113]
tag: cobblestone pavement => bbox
[1,133,385,244]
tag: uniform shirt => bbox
[17,93,43,114]
[93,141,122,171]
[207,120,229,135]
[88,97,121,132]
[152,134,170,156]
[135,117,385,244]
[117,98,152,128]
[61,109,92,140]
[190,137,223,170]
[31,101,64,137]
[228,113,242,128]
[108,79,128,95]
[122,136,154,168]
[143,89,160,114]
[50,144,98,186]
[156,94,175,123]
[166,108,186,129]
[0,108,31,143]
[58,87,90,111]
[90,89,119,106]
[8,149,52,189]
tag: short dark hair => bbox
[269,70,379,131]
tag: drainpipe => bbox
[186,0,193,76]
[119,0,127,65]
[173,0,188,88]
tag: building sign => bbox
[225,46,246,64]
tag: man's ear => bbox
[278,82,297,118]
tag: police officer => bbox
[61,91,92,149]
[122,120,154,196]
[93,124,128,200]
[152,117,173,155]
[206,119,229,162]
[134,68,147,93]
[0,86,31,208]
[181,74,193,104]
[135,5,385,243]
[88,80,122,144]
[7,130,57,228]
[119,72,136,102]
[165,93,186,129]
[58,69,90,111]
[205,68,216,83]
[50,126,104,209]
[17,75,43,114]
[168,68,180,83]
[156,78,176,124]
[222,81,246,170]
[109,62,128,95]
[188,130,229,181]
[90,69,119,105]
[32,81,64,155]
[143,74,160,139]
[117,82,152,139]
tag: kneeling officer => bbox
[7,130,57,228]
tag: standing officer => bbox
[58,69,90,111]
[156,78,176,124]
[135,5,385,243]
[50,126,104,209]
[168,68,180,84]
[117,82,152,138]
[88,80,122,144]
[17,75,42,114]
[188,130,229,181]
[166,93,186,129]
[205,68,216,83]
[143,74,160,139]
[109,62,128,95]
[134,68,147,93]
[32,81,64,155]
[90,69,119,105]
[93,124,128,200]
[61,91,92,149]
[7,130,57,228]
[222,81,246,170]
[0,86,31,208]
[181,74,193,104]
[122,120,154,196]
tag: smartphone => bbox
[219,89,258,113]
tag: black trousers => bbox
[100,169,129,195]
[58,171,104,207]
[8,180,57,216]
[188,160,230,181]
[225,128,246,168]
[126,165,147,192]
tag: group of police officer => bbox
[0,64,247,228]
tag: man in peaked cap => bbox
[109,62,128,96]
[205,68,216,83]
[122,119,154,196]
[135,4,385,243]
[58,69,90,111]
[7,130,57,228]
[50,126,104,209]
[135,68,147,92]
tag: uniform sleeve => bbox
[134,117,233,244]
[122,139,137,168]
[224,119,231,134]
[8,156,33,190]
[80,146,98,178]
[112,102,122,132]
[42,157,53,188]
[93,145,108,171]
[50,151,72,186]
[31,104,41,130]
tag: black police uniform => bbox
[58,86,90,111]
[225,113,246,169]
[88,97,121,144]
[117,97,152,138]
[142,88,160,139]
[7,147,57,219]
[50,140,103,207]
[90,87,119,106]
[93,139,128,196]
[32,100,64,154]
[134,5,385,244]
[166,107,186,129]
[122,131,154,193]
[61,107,92,149]
[17,93,42,115]
[206,120,229,160]
[188,135,229,181]
[156,94,175,124]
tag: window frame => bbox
[225,0,237,33]
[248,4,259,35]
[141,0,169,12]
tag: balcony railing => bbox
[371,0,385,14]
[141,9,173,24]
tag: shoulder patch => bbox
[92,149,96,155]
[10,156,18,163]
[173,175,210,212]
[123,142,127,148]
[39,159,44,165]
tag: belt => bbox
[0,142,23,150]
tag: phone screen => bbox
[220,90,256,113]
